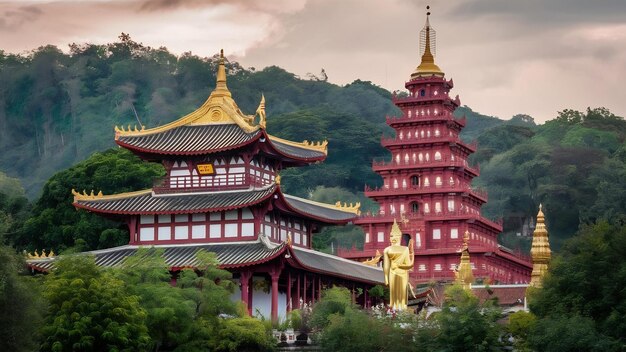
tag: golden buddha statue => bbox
[383,219,414,310]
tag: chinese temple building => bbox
[338,11,532,284]
[27,51,383,321]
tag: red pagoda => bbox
[338,13,532,284]
[27,51,384,321]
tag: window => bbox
[395,154,400,164]
[434,151,442,161]
[435,176,442,186]
[434,129,440,137]
[419,153,424,162]
[411,202,419,213]
[192,225,206,239]
[158,214,171,223]
[450,228,459,239]
[404,153,409,163]
[402,179,407,189]
[424,203,430,213]
[418,264,426,271]
[423,177,430,186]
[159,226,172,241]
[427,130,431,137]
[435,202,442,213]
[377,231,385,242]
[225,223,238,237]
[448,200,455,211]
[140,215,154,224]
[420,89,426,97]
[433,228,441,240]
[140,227,154,241]
[365,232,370,243]
[411,175,419,186]
[174,226,187,240]
[242,223,254,237]
[399,131,404,140]
[393,179,399,189]
[449,177,454,185]
[408,110,412,118]
[425,153,430,161]
[415,233,421,248]
[434,264,442,271]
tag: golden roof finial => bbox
[212,49,232,98]
[530,204,551,288]
[412,6,444,78]
[256,93,267,129]
[455,230,474,289]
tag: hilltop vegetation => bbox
[0,36,624,254]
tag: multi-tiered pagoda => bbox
[28,51,383,321]
[339,13,532,284]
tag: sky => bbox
[1,0,625,122]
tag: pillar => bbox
[287,272,292,312]
[240,271,252,315]
[303,274,307,304]
[295,273,301,309]
[270,268,282,323]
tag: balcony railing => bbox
[371,157,480,175]
[385,114,466,127]
[152,174,270,194]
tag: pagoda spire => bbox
[211,49,232,98]
[455,230,474,289]
[530,204,551,287]
[412,6,444,78]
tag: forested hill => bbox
[1,37,501,199]
[1,37,624,254]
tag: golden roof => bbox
[411,9,445,79]
[114,50,327,155]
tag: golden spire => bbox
[211,49,232,98]
[455,230,474,289]
[530,204,551,287]
[412,6,444,79]
[390,219,402,241]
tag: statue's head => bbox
[389,219,402,245]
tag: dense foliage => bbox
[526,221,626,351]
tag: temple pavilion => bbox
[338,10,532,284]
[27,51,383,321]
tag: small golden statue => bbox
[383,219,414,310]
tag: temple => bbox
[27,50,383,321]
[338,10,532,284]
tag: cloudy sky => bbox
[1,0,625,122]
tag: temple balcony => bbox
[386,114,466,127]
[381,135,477,149]
[354,210,424,225]
[363,184,487,202]
[152,174,271,194]
[391,93,447,105]
[371,157,480,176]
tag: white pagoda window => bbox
[451,228,459,239]
[404,153,409,163]
[377,231,385,242]
[412,153,417,162]
[434,90,439,96]
[415,109,419,117]
[449,177,454,185]
[425,153,430,162]
[393,179,399,189]
[424,177,430,186]
[434,129,440,137]
[395,154,400,164]
[402,179,407,189]
[408,131,412,139]
[424,203,430,213]
[435,202,442,213]
[408,110,412,118]
[448,199,455,211]
[434,151,442,161]
[420,130,425,138]
[433,229,441,240]
[399,131,404,140]
[427,130,431,137]
[415,129,419,137]
[140,228,154,241]
[418,264,426,271]
[434,264,442,271]
[435,176,442,186]
[365,232,370,243]
[415,233,421,248]
[434,109,438,115]
[419,153,424,162]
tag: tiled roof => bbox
[291,247,384,285]
[283,194,358,223]
[26,241,384,285]
[27,241,287,272]
[74,185,276,215]
[268,137,326,160]
[472,284,529,306]
[116,124,261,155]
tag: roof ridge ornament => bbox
[256,93,267,129]
[334,201,361,215]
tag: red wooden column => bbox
[240,271,253,315]
[302,274,307,304]
[318,276,322,301]
[295,273,301,309]
[286,272,292,312]
[364,286,369,309]
[270,268,282,323]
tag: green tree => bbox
[436,285,502,351]
[16,148,163,252]
[0,246,45,352]
[40,255,151,351]
[529,221,626,346]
